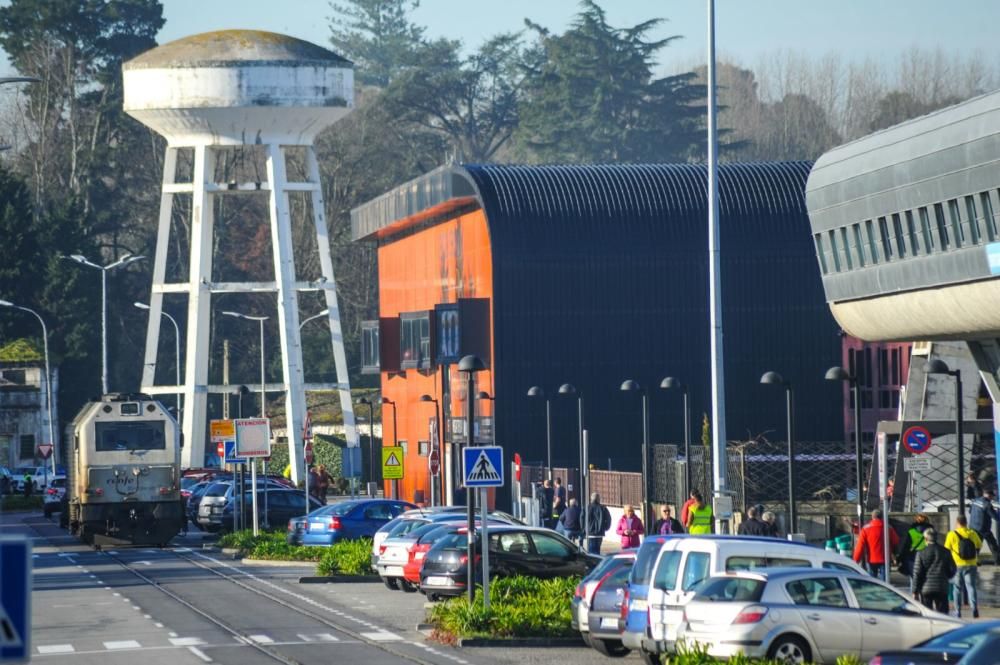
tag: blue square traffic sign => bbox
[223,440,244,465]
[0,536,31,662]
[463,446,504,487]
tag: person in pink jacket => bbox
[617,504,643,548]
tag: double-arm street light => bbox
[358,397,376,493]
[299,308,330,330]
[134,302,181,417]
[926,359,965,515]
[660,377,691,496]
[825,366,865,529]
[221,311,268,418]
[381,397,398,499]
[0,299,55,472]
[526,386,552,480]
[62,253,146,394]
[620,379,650,532]
[459,355,486,604]
[761,371,795,535]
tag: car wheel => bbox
[638,647,659,665]
[383,577,400,590]
[426,593,440,602]
[591,638,629,657]
[767,635,811,665]
[399,579,418,593]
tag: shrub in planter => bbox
[316,538,374,576]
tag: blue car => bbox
[620,535,676,665]
[288,499,417,545]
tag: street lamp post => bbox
[420,394,444,506]
[135,302,181,417]
[477,391,495,445]
[527,386,552,480]
[62,253,145,394]
[660,377,691,498]
[761,371,795,536]
[927,359,965,515]
[825,366,865,531]
[558,383,586,542]
[0,300,55,473]
[459,355,486,604]
[620,380,650,533]
[299,308,330,331]
[358,397,376,495]
[382,397,398,500]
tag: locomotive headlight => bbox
[120,402,141,416]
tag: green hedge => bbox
[217,530,373,575]
[316,538,374,576]
[2,495,43,511]
[430,576,579,640]
[666,643,865,665]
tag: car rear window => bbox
[653,550,682,590]
[410,522,448,539]
[631,539,668,585]
[585,554,634,583]
[434,532,469,549]
[693,577,765,602]
[50,478,66,488]
[205,483,230,497]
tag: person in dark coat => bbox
[557,498,583,545]
[912,528,956,614]
[585,492,613,554]
[969,488,1000,565]
[537,480,554,527]
[737,506,772,537]
[652,505,684,535]
[553,478,567,518]
[896,513,931,590]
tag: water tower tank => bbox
[124,31,358,477]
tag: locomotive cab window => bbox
[95,421,167,451]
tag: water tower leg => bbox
[181,144,216,469]
[265,144,307,485]
[141,147,178,395]
[306,148,359,452]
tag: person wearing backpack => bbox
[968,488,999,565]
[912,529,956,614]
[944,515,982,618]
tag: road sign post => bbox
[481,487,490,611]
[429,449,441,506]
[0,536,31,663]
[877,432,890,583]
[235,418,271,536]
[382,445,404,499]
[36,444,52,497]
[901,426,933,455]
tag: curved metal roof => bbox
[125,30,352,70]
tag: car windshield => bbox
[310,502,357,517]
[205,483,231,497]
[920,623,999,650]
[631,538,668,585]
[692,577,766,602]
[432,532,470,550]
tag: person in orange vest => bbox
[852,508,900,579]
[680,489,699,526]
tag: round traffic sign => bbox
[428,449,440,475]
[304,441,314,465]
[217,441,225,458]
[902,426,933,454]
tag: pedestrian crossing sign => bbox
[382,446,404,480]
[463,446,504,487]
[0,536,30,662]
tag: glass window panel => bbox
[815,234,828,274]
[847,578,911,612]
[786,577,849,608]
[919,208,935,251]
[878,217,893,260]
[948,199,964,247]
[965,196,981,245]
[934,203,950,249]
[983,192,998,241]
[828,230,842,272]
[852,224,867,266]
[840,227,853,269]
[681,552,711,591]
[905,211,920,255]
[653,551,682,590]
[891,214,906,258]
[865,220,880,264]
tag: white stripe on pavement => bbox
[37,645,74,654]
[169,638,205,646]
[249,635,274,644]
[104,641,142,650]
[360,631,403,642]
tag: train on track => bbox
[63,393,184,547]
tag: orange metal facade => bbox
[377,209,495,504]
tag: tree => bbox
[514,0,706,163]
[868,91,962,133]
[328,0,427,87]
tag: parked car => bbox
[197,479,290,531]
[11,466,37,492]
[419,525,601,599]
[185,480,215,529]
[642,535,869,663]
[574,550,635,657]
[618,535,677,664]
[221,489,322,532]
[957,627,1000,665]
[287,499,417,546]
[870,620,1000,665]
[675,568,961,664]
[0,466,13,494]
[42,476,68,517]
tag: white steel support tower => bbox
[122,30,359,481]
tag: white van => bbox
[644,536,867,658]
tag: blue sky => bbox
[155,0,1000,69]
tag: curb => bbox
[299,574,381,583]
[456,636,585,648]
[241,558,318,568]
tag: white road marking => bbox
[144,615,152,619]
[132,606,142,611]
[188,647,212,662]
[104,640,142,650]
[134,561,152,566]
[169,637,205,646]
[315,633,339,642]
[112,592,120,597]
[168,632,178,638]
[154,623,164,628]
[173,547,192,553]
[37,645,74,654]
[249,635,274,644]
[360,631,403,642]
[296,634,313,642]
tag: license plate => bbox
[382,566,404,576]
[631,599,647,611]
[211,506,223,514]
[601,617,619,629]
[425,576,452,586]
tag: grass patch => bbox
[2,495,44,511]
[429,575,579,640]
[218,530,324,562]
[316,538,374,576]
[664,639,866,665]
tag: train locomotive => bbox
[64,393,184,547]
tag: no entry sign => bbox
[902,425,933,455]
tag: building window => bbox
[865,220,880,264]
[828,230,842,272]
[840,227,853,270]
[878,217,893,260]
[933,203,950,250]
[947,199,964,247]
[982,192,998,241]
[1,369,26,385]
[400,313,431,369]
[814,234,828,274]
[891,214,906,258]
[965,196,981,245]
[361,321,380,374]
[904,211,920,255]
[918,207,935,251]
[19,434,35,459]
[418,440,430,456]
[852,224,866,267]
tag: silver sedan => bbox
[675,568,963,664]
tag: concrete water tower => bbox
[123,30,358,478]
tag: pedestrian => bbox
[537,480,553,527]
[23,472,32,498]
[762,511,781,538]
[652,505,684,535]
[553,478,567,518]
[680,489,699,527]
[945,515,982,618]
[316,464,331,504]
[617,504,643,548]
[965,472,982,501]
[896,513,930,592]
[737,506,771,537]
[852,508,900,579]
[585,492,613,554]
[684,490,713,535]
[308,465,321,502]
[912,528,955,614]
[557,498,583,545]
[969,488,1000,565]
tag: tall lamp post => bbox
[620,379,650,532]
[527,386,552,480]
[825,366,865,530]
[761,371,795,536]
[358,397,376,494]
[299,308,330,330]
[382,397,398,499]
[660,377,691,498]
[420,393,444,506]
[926,359,965,515]
[0,300,55,473]
[477,391,495,445]
[558,383,586,537]
[62,253,145,394]
[134,302,181,417]
[459,355,486,604]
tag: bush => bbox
[2,495,43,511]
[218,529,324,561]
[316,538,374,576]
